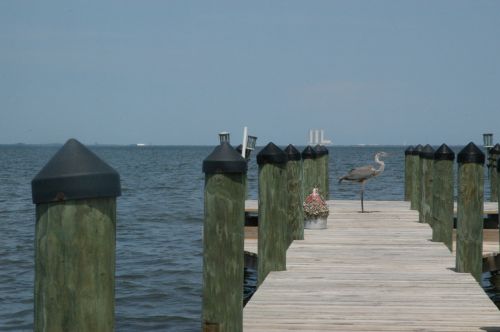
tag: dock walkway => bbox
[243,200,500,331]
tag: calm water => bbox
[0,144,496,330]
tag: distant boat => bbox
[136,143,148,147]
[308,129,332,146]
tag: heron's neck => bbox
[376,162,385,174]
[374,155,385,173]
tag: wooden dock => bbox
[244,200,500,331]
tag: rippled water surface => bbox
[0,144,495,330]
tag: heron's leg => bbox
[360,181,365,213]
[361,191,364,212]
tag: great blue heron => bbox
[338,152,388,213]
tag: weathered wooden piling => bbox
[284,144,304,242]
[456,142,485,282]
[302,146,318,201]
[410,144,423,210]
[314,144,330,200]
[31,139,121,332]
[419,145,434,224]
[431,144,455,250]
[257,143,288,285]
[404,146,415,201]
[489,143,500,202]
[202,142,247,331]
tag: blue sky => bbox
[1,1,499,146]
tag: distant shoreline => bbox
[0,143,418,148]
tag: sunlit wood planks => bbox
[243,200,500,331]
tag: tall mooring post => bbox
[285,144,304,242]
[202,142,247,332]
[431,144,455,251]
[488,144,500,202]
[419,145,435,224]
[410,144,423,211]
[456,142,485,282]
[315,144,330,200]
[404,146,415,202]
[302,145,318,201]
[31,139,121,332]
[257,143,288,285]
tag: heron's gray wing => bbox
[341,165,376,181]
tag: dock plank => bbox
[243,200,500,331]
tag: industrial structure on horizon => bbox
[308,129,332,146]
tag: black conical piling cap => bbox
[256,142,287,165]
[284,144,301,161]
[420,144,435,159]
[301,145,317,160]
[314,144,329,156]
[235,143,251,159]
[457,142,485,164]
[434,144,455,161]
[203,142,247,174]
[31,138,121,204]
[489,143,500,156]
[405,146,415,156]
[235,144,243,155]
[414,144,424,156]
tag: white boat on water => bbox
[308,129,332,146]
[136,143,148,147]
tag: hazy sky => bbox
[1,1,499,146]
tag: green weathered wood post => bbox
[489,144,500,202]
[410,144,423,210]
[404,146,415,201]
[202,142,247,331]
[315,144,330,200]
[31,139,121,332]
[431,144,455,251]
[419,145,435,224]
[302,145,318,201]
[257,142,288,285]
[456,142,485,282]
[285,144,304,242]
